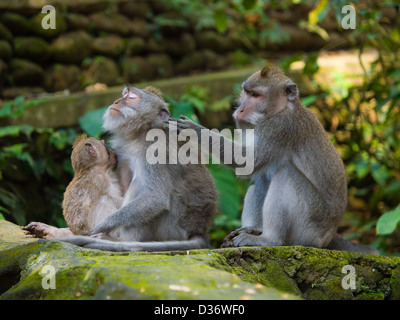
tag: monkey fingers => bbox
[22,222,52,238]
[91,219,117,236]
[163,117,179,132]
[223,227,262,242]
[178,115,198,129]
[221,239,235,248]
[231,232,261,247]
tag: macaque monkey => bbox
[174,65,379,255]
[56,86,218,251]
[23,134,123,239]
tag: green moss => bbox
[0,225,294,300]
[1,221,400,300]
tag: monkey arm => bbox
[90,193,168,235]
[171,116,252,170]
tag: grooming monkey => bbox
[23,134,123,239]
[175,65,379,255]
[56,86,218,251]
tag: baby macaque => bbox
[23,134,123,239]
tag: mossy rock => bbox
[30,11,67,39]
[65,13,90,31]
[8,58,44,86]
[92,35,125,57]
[0,221,293,300]
[119,56,156,83]
[146,53,174,79]
[89,12,131,36]
[164,33,196,57]
[14,37,51,63]
[51,31,92,64]
[0,13,31,35]
[0,40,12,61]
[1,220,400,300]
[125,37,146,56]
[44,64,83,93]
[0,22,12,42]
[83,56,120,86]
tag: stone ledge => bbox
[1,220,398,300]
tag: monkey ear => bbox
[85,143,97,157]
[160,108,170,120]
[285,82,298,101]
[121,86,130,97]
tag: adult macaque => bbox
[23,134,123,239]
[174,65,379,255]
[56,86,218,251]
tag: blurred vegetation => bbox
[0,0,399,254]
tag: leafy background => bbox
[0,0,399,254]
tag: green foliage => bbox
[280,1,400,252]
[78,106,107,138]
[377,204,400,236]
[162,0,292,49]
[0,97,78,225]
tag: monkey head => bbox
[103,85,170,134]
[71,134,118,173]
[233,65,299,129]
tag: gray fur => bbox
[58,86,218,252]
[175,68,379,255]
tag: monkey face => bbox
[233,81,265,128]
[103,86,170,134]
[233,66,299,128]
[71,136,117,173]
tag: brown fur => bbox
[62,135,122,235]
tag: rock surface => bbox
[0,220,399,300]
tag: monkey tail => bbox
[54,235,208,252]
[327,234,379,256]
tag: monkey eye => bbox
[128,91,138,99]
[124,91,138,99]
[250,91,260,98]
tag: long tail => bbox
[327,234,379,255]
[54,235,208,252]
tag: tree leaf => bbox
[214,8,228,33]
[79,107,107,138]
[171,101,197,122]
[242,0,257,10]
[376,204,400,235]
[308,0,330,25]
[207,164,240,219]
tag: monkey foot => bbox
[222,227,262,247]
[22,222,62,239]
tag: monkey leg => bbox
[222,185,263,247]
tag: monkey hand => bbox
[91,218,116,236]
[164,115,203,133]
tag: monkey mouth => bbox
[109,107,123,116]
